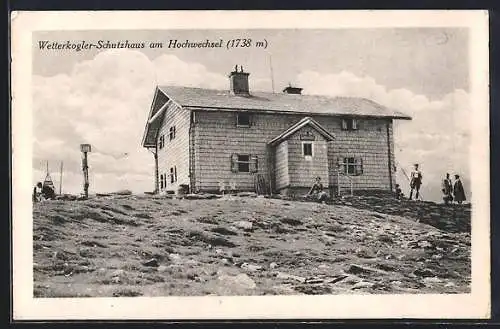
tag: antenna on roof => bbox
[268,54,275,94]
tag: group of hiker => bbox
[404,163,466,204]
[306,163,467,205]
[32,181,56,203]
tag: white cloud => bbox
[33,51,470,202]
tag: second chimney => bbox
[229,65,250,95]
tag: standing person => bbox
[33,182,42,203]
[453,174,466,204]
[409,163,423,200]
[442,173,453,205]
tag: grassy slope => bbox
[33,195,471,297]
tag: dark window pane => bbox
[303,143,312,156]
[237,114,251,126]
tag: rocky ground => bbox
[33,194,471,297]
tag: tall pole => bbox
[59,161,63,195]
[82,152,89,198]
[80,144,91,199]
[269,54,275,94]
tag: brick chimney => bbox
[229,65,250,95]
[283,84,302,95]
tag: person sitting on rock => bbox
[394,184,404,200]
[453,174,466,204]
[32,182,42,203]
[307,176,329,202]
[41,184,56,200]
[442,173,453,205]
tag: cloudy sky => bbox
[32,28,470,201]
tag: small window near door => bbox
[303,142,313,157]
[236,113,251,127]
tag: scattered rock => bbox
[423,277,443,284]
[276,272,306,283]
[346,264,387,275]
[218,273,256,289]
[344,275,362,284]
[241,263,263,272]
[236,192,258,198]
[355,248,376,259]
[211,226,238,236]
[168,253,182,264]
[352,281,375,290]
[269,262,278,269]
[157,265,168,273]
[325,275,348,284]
[142,258,159,267]
[114,189,132,196]
[271,284,296,294]
[234,220,253,231]
[304,277,324,284]
[413,268,436,278]
[418,240,433,248]
[280,217,303,226]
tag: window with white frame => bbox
[340,157,363,176]
[341,118,359,131]
[302,142,313,157]
[231,154,258,173]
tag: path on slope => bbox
[33,195,470,297]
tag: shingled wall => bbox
[191,110,396,193]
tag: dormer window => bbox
[236,113,251,127]
[341,118,358,131]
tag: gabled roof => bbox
[268,117,335,146]
[142,87,170,148]
[157,86,412,120]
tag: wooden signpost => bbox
[80,144,91,198]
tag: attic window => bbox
[341,118,358,131]
[236,113,251,127]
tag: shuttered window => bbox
[341,118,359,131]
[231,154,258,173]
[339,157,364,176]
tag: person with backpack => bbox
[442,173,453,205]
